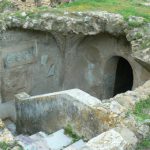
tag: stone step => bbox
[15,135,35,148]
[16,129,74,150]
[30,131,48,141]
[15,134,50,150]
[64,139,86,150]
[44,129,73,150]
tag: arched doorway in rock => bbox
[103,56,133,98]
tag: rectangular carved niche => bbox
[3,47,36,69]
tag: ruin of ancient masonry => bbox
[0,9,150,150]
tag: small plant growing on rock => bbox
[133,97,150,122]
[136,135,150,150]
[0,141,23,150]
[64,124,81,142]
[132,97,150,149]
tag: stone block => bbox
[15,92,30,101]
[85,127,137,150]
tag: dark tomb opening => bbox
[113,57,133,96]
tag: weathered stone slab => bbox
[64,139,86,150]
[44,129,73,150]
[16,134,50,150]
[30,131,48,141]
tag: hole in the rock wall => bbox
[104,56,133,98]
[113,57,133,96]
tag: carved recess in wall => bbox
[3,47,36,69]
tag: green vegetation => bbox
[0,0,16,13]
[64,124,81,142]
[0,142,10,150]
[58,0,150,22]
[133,97,150,122]
[127,21,144,27]
[0,0,150,24]
[0,141,23,150]
[136,135,150,150]
[141,40,150,49]
[133,97,150,149]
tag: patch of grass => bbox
[141,40,150,49]
[128,21,144,27]
[0,142,23,150]
[0,142,10,150]
[1,0,149,24]
[64,124,81,142]
[136,135,150,150]
[0,0,16,13]
[133,97,150,122]
[58,0,150,22]
[12,11,27,20]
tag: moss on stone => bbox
[0,141,23,150]
[128,21,144,28]
[136,135,150,150]
[64,124,81,143]
[133,97,150,122]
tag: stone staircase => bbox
[15,129,86,150]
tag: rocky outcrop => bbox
[125,21,150,71]
[4,11,125,35]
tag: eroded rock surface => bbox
[84,127,137,150]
